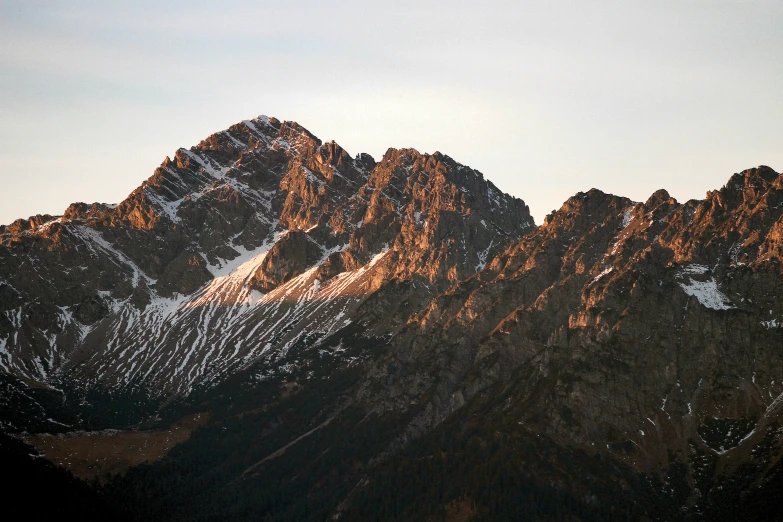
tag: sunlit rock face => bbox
[0,115,533,398]
[367,165,783,493]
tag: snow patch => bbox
[761,318,779,329]
[0,335,9,371]
[678,265,734,310]
[621,208,633,228]
[682,264,709,275]
[476,239,494,271]
[590,267,613,285]
[206,229,284,278]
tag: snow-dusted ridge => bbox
[64,232,394,396]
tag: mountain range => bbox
[1,116,781,521]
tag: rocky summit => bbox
[1,116,781,521]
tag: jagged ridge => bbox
[0,115,532,399]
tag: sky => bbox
[1,0,782,226]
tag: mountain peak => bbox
[0,114,533,396]
[644,188,674,207]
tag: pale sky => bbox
[1,0,781,226]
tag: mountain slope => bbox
[0,115,532,423]
[94,166,782,521]
[347,167,783,517]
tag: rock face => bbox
[0,116,532,398]
[1,117,781,520]
[350,167,783,518]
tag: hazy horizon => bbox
[2,1,782,226]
